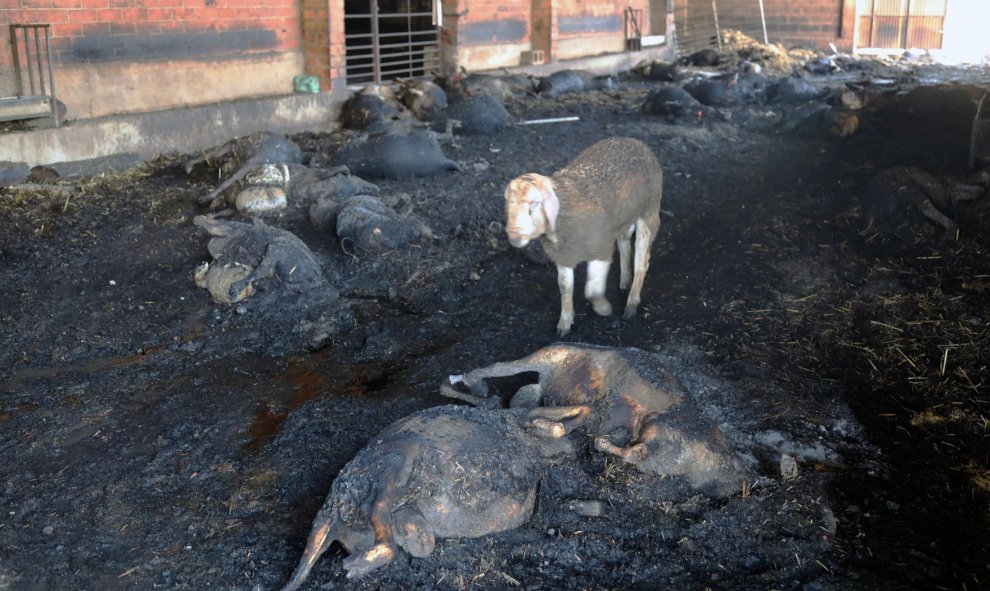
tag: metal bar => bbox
[44,26,59,127]
[378,39,440,50]
[34,27,47,96]
[758,0,768,44]
[370,0,381,83]
[10,25,24,97]
[897,0,911,49]
[375,30,440,40]
[711,1,722,50]
[870,0,878,47]
[345,10,435,18]
[24,28,37,96]
[377,11,434,18]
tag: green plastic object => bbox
[293,75,320,94]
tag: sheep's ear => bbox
[538,181,559,234]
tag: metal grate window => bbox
[344,0,441,85]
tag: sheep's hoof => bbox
[556,322,572,336]
[623,303,639,319]
[591,298,613,317]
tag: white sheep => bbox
[504,137,663,335]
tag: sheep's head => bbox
[504,173,558,248]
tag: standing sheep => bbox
[504,137,663,335]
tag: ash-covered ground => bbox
[2,51,990,591]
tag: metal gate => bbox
[343,0,441,85]
[856,0,946,50]
[672,0,769,56]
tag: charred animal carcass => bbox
[193,214,328,304]
[442,343,755,497]
[278,403,589,589]
[537,69,617,98]
[396,78,448,120]
[188,132,304,207]
[334,128,463,179]
[641,85,708,123]
[340,85,406,131]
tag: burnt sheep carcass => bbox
[192,214,328,304]
[442,343,756,497]
[333,128,463,179]
[396,78,448,121]
[278,403,589,589]
[537,69,617,97]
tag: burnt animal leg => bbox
[509,383,543,408]
[279,517,340,591]
[625,218,654,319]
[585,260,613,317]
[917,199,959,234]
[557,265,576,335]
[392,507,435,558]
[445,357,549,408]
[527,405,592,438]
[595,435,649,463]
[618,223,635,290]
[439,384,500,409]
[342,453,413,578]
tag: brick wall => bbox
[762,0,849,51]
[555,0,648,60]
[444,0,653,71]
[1,0,304,119]
[443,0,532,71]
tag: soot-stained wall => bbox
[1,0,303,119]
[441,0,651,71]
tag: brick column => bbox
[302,0,346,91]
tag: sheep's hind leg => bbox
[624,219,654,319]
[585,259,613,317]
[557,265,575,335]
[618,223,635,290]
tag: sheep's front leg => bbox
[584,260,613,317]
[594,435,648,463]
[624,219,654,319]
[618,223,635,290]
[557,265,575,335]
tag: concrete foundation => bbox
[0,90,345,175]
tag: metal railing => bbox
[6,24,60,126]
[625,7,644,51]
[672,0,769,57]
[343,2,441,85]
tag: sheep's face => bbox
[504,174,558,248]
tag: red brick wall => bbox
[762,0,847,51]
[1,0,301,69]
[554,0,648,60]
[446,0,652,69]
[457,0,530,48]
[0,0,306,117]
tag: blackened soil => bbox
[2,66,990,591]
